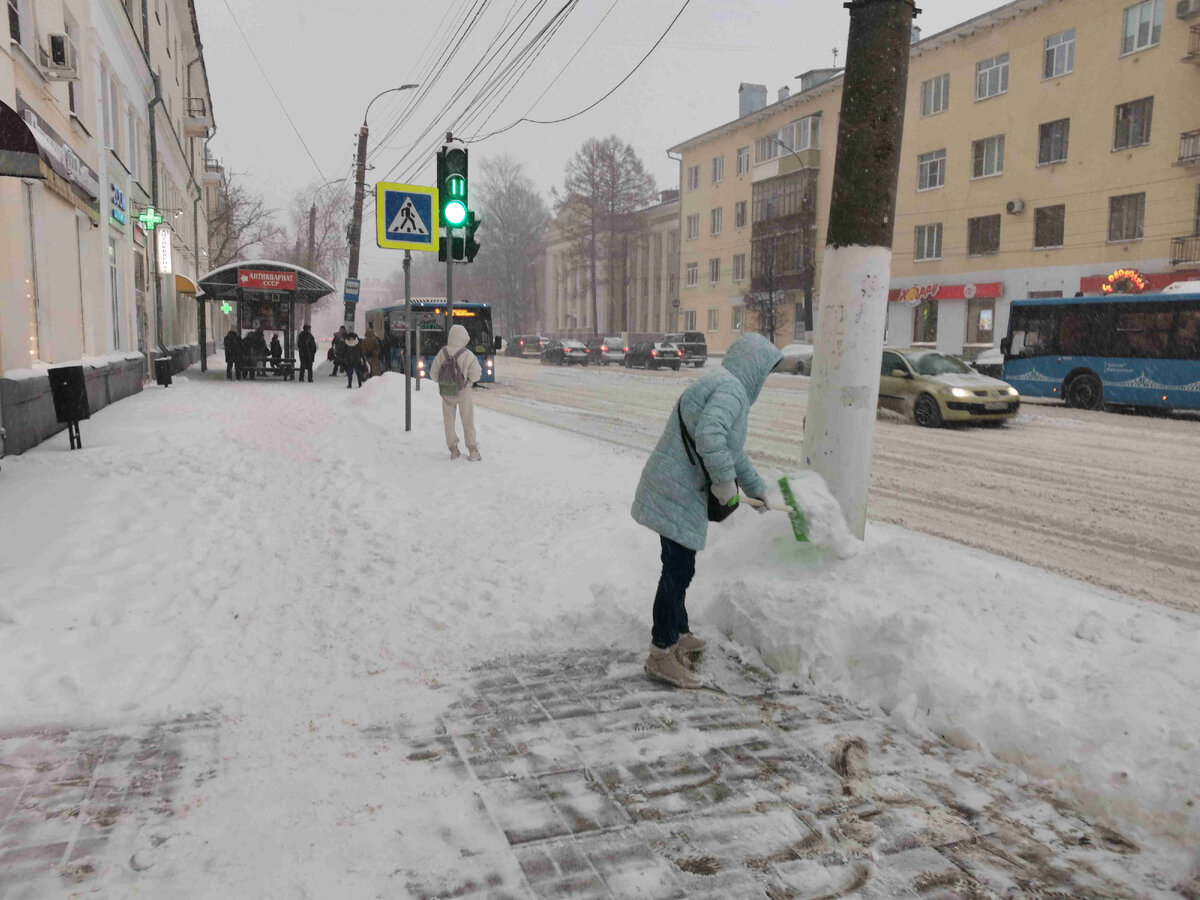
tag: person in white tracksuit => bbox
[428,323,484,461]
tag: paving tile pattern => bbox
[395,651,1170,900]
[0,714,217,898]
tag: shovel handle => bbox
[740,496,787,514]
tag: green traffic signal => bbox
[444,174,467,226]
[437,143,468,229]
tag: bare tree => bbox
[557,136,656,335]
[207,170,278,269]
[264,181,353,318]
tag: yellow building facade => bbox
[671,0,1200,357]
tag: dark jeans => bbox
[347,364,363,388]
[226,359,236,380]
[651,535,697,649]
[299,358,313,382]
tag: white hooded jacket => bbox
[428,323,483,395]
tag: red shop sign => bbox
[1079,269,1200,295]
[887,281,1003,304]
[238,269,297,292]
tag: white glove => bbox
[748,494,770,514]
[711,480,738,508]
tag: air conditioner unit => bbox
[39,33,79,81]
[1005,199,1026,214]
[1177,0,1200,19]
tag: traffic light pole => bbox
[802,0,916,538]
[445,224,454,336]
[346,123,368,328]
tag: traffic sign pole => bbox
[404,249,413,429]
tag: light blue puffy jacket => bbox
[631,332,783,551]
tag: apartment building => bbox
[1,0,219,380]
[669,0,1200,357]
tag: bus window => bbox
[1059,307,1108,356]
[1010,308,1059,357]
[1174,309,1200,360]
[1111,305,1175,359]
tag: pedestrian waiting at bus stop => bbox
[429,323,483,461]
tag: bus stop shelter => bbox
[196,261,335,372]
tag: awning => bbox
[0,99,49,180]
[196,260,335,305]
[175,274,199,295]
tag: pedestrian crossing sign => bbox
[376,182,439,252]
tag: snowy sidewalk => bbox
[0,360,1197,897]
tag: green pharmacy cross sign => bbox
[220,301,232,314]
[138,206,163,230]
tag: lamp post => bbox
[345,84,419,328]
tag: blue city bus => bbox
[364,301,498,384]
[1001,293,1200,411]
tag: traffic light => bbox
[437,140,468,228]
[437,233,464,263]
[465,211,481,263]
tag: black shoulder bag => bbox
[677,404,738,523]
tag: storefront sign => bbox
[1079,269,1200,295]
[15,92,100,221]
[238,269,297,292]
[887,281,1003,304]
[1100,268,1147,294]
[110,183,127,225]
[156,226,173,275]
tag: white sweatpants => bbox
[441,391,477,452]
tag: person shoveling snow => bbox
[631,332,782,689]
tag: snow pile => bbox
[779,469,860,559]
[705,512,1200,846]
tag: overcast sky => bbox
[197,0,1004,281]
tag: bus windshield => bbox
[411,311,493,357]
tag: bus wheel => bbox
[914,394,943,428]
[1065,373,1103,410]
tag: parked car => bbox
[508,335,549,358]
[879,348,1020,427]
[586,336,626,365]
[625,340,683,371]
[541,339,590,366]
[662,332,708,367]
[778,342,815,375]
[970,347,1004,379]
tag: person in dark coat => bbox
[343,332,364,388]
[223,329,242,381]
[297,324,317,383]
[362,328,382,378]
[379,330,394,373]
[330,326,347,376]
[269,334,283,371]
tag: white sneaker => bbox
[644,644,700,689]
[467,448,482,462]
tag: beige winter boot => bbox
[677,632,707,654]
[644,644,701,689]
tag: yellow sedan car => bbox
[880,348,1020,427]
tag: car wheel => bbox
[1065,372,1103,410]
[913,393,943,428]
[674,364,681,371]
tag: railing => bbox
[1180,130,1200,164]
[1189,24,1200,60]
[1170,234,1200,266]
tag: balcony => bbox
[203,155,224,187]
[1187,24,1200,63]
[184,97,211,138]
[1170,234,1200,266]
[1179,131,1200,165]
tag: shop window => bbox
[967,299,995,344]
[913,300,938,343]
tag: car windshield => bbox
[911,352,972,376]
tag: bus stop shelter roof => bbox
[196,260,335,304]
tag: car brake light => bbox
[601,345,607,352]
[677,351,683,357]
[651,350,657,357]
[623,346,629,352]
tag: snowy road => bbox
[476,358,1200,613]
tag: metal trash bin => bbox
[154,357,173,387]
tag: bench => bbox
[242,357,296,380]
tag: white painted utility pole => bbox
[803,0,917,538]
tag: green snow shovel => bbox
[741,475,809,543]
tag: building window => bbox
[967,299,996,344]
[1122,0,1163,55]
[796,115,821,151]
[1108,193,1145,242]
[918,149,946,191]
[914,223,942,261]
[734,200,747,229]
[1038,119,1070,164]
[913,300,938,343]
[1044,28,1075,78]
[975,53,1009,100]
[971,135,1005,178]
[707,308,720,332]
[109,238,121,349]
[687,165,700,190]
[708,257,721,284]
[921,73,949,116]
[967,214,1002,256]
[686,213,699,240]
[732,307,744,331]
[1113,97,1153,150]
[1034,204,1066,248]
[712,156,723,183]
[685,262,698,287]
[710,207,722,235]
[8,0,21,44]
[754,134,778,164]
[732,253,746,282]
[736,146,749,175]
[683,310,697,330]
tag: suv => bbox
[508,335,549,358]
[586,336,626,365]
[625,340,682,371]
[663,332,707,367]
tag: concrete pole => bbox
[305,202,316,328]
[801,0,916,539]
[346,124,369,330]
